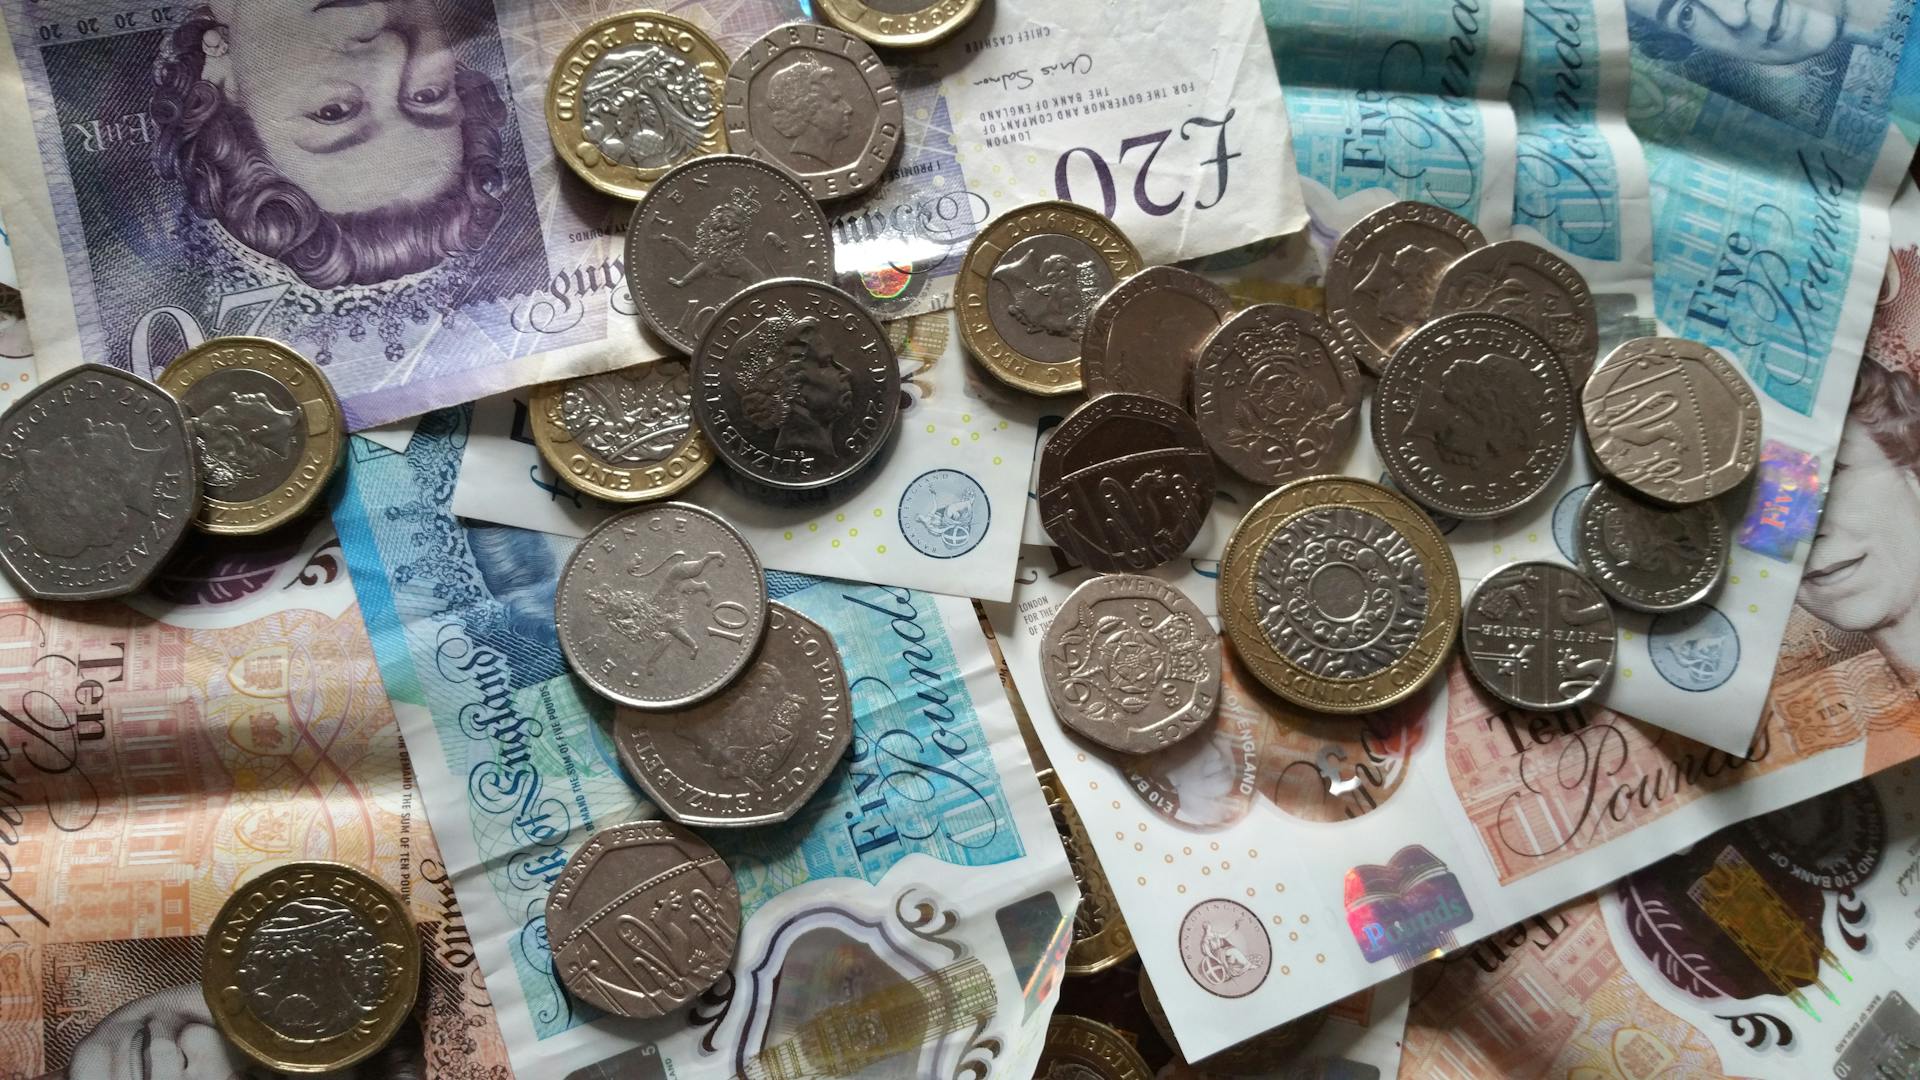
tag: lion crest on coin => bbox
[587,548,725,670]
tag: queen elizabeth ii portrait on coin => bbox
[734,307,855,462]
[763,54,859,169]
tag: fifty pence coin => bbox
[1038,1016,1154,1080]
[202,862,420,1073]
[628,154,834,353]
[545,820,740,1018]
[157,337,344,535]
[546,12,728,200]
[1040,574,1221,754]
[1036,393,1215,572]
[1038,770,1135,976]
[1461,560,1617,710]
[1325,201,1487,373]
[1431,239,1600,387]
[724,23,902,200]
[1583,336,1763,505]
[692,278,901,489]
[530,360,712,503]
[555,503,767,710]
[0,365,198,601]
[1080,266,1234,404]
[614,603,851,827]
[1219,477,1460,714]
[1192,303,1364,487]
[1373,312,1575,519]
[1138,967,1327,1074]
[1576,481,1728,612]
[814,0,984,49]
[957,201,1144,396]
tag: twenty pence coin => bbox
[1038,1016,1153,1080]
[1191,303,1363,486]
[530,359,712,503]
[813,0,984,49]
[1324,201,1487,373]
[1080,266,1234,404]
[1036,393,1215,572]
[1576,481,1728,612]
[1041,574,1221,754]
[1430,239,1600,387]
[723,23,903,200]
[1582,336,1762,505]
[1461,560,1616,710]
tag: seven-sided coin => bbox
[1430,239,1600,386]
[1325,201,1487,373]
[1192,303,1364,486]
[724,23,902,200]
[1041,574,1220,754]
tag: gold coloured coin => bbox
[202,861,421,1074]
[156,336,344,535]
[1219,477,1459,714]
[545,12,728,200]
[1037,769,1136,976]
[956,201,1143,397]
[1038,1015,1154,1080]
[529,360,711,502]
[814,0,984,49]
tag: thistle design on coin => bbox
[1583,337,1763,506]
[1192,303,1364,486]
[724,23,903,200]
[1325,201,1487,373]
[531,360,712,503]
[1041,574,1220,754]
[1080,266,1233,404]
[1461,561,1617,710]
[1577,481,1728,612]
[813,0,985,49]
[1036,393,1215,572]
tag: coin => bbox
[1325,200,1487,373]
[1137,967,1326,1075]
[1431,239,1600,386]
[1080,266,1234,404]
[628,155,834,353]
[1582,336,1763,505]
[957,201,1144,396]
[1373,312,1574,519]
[1038,1015,1154,1080]
[1036,393,1215,572]
[1576,480,1728,612]
[1191,303,1364,486]
[555,503,767,710]
[1037,770,1135,976]
[723,23,902,200]
[202,861,420,1073]
[692,278,901,489]
[0,365,199,601]
[545,819,740,1018]
[546,12,728,201]
[530,360,712,503]
[1219,477,1460,713]
[1461,560,1616,709]
[614,603,850,827]
[1041,574,1220,754]
[813,0,984,49]
[156,337,344,534]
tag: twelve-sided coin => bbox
[1461,560,1616,710]
[530,360,712,503]
[813,0,985,49]
[1041,574,1220,754]
[1325,201,1487,373]
[724,23,902,200]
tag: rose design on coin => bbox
[581,43,720,170]
[1254,506,1430,679]
[1042,575,1219,754]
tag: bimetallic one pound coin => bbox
[1041,574,1220,754]
[957,201,1144,396]
[556,503,766,710]
[202,862,420,1074]
[1220,477,1460,714]
[1431,239,1600,388]
[530,360,711,503]
[814,0,984,49]
[1373,312,1574,520]
[1325,200,1487,373]
[1192,303,1364,487]
[158,337,344,534]
[546,12,728,200]
[724,23,902,200]
[1138,967,1327,1073]
[1038,770,1135,976]
[1080,266,1233,404]
[1037,1016,1154,1080]
[1461,561,1616,710]
[1583,337,1762,506]
[1576,481,1728,612]
[1036,393,1215,572]
[628,155,833,354]
[545,820,739,1019]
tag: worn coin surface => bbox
[1080,267,1234,404]
[814,0,984,49]
[1041,574,1220,754]
[1192,303,1364,486]
[1583,336,1763,505]
[692,278,900,489]
[555,503,766,710]
[1219,477,1460,714]
[545,820,740,1018]
[1374,312,1574,519]
[1431,239,1599,387]
[615,603,850,826]
[1462,560,1617,710]
[628,155,833,353]
[957,201,1144,396]
[1038,1016,1154,1080]
[157,337,343,534]
[1037,769,1135,975]
[1036,393,1215,572]
[202,861,420,1073]
[1325,201,1487,373]
[724,23,902,200]
[546,12,729,200]
[531,360,712,503]
[1138,967,1327,1074]
[0,365,199,600]
[1576,481,1728,612]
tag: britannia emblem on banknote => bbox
[732,304,854,458]
[194,391,302,489]
[582,43,722,170]
[764,54,859,167]
[587,549,726,669]
[1177,898,1270,997]
[992,248,1106,340]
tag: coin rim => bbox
[1039,1015,1155,1080]
[1035,392,1215,572]
[1040,572,1221,754]
[529,363,714,503]
[1039,769,1137,975]
[1580,336,1764,506]
[1080,265,1234,402]
[1191,303,1364,486]
[1575,480,1729,612]
[1430,239,1600,387]
[813,0,984,49]
[1324,201,1487,374]
[722,23,904,200]
[1461,559,1617,710]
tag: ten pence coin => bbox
[1041,574,1220,754]
[530,359,712,503]
[1582,336,1762,506]
[1325,201,1487,373]
[1431,239,1600,387]
[813,0,985,49]
[1191,303,1363,486]
[724,23,903,200]
[1036,393,1215,572]
[1080,266,1234,404]
[1461,560,1617,710]
[1576,480,1728,612]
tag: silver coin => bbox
[1582,337,1762,506]
[1191,304,1363,486]
[545,819,739,1019]
[1431,240,1599,387]
[1576,481,1728,612]
[1325,201,1487,373]
[1036,393,1215,572]
[615,603,850,827]
[723,23,902,200]
[555,502,767,710]
[1253,503,1434,680]
[628,155,834,354]
[1080,267,1233,404]
[1373,312,1574,519]
[0,365,199,600]
[1461,560,1616,710]
[1040,574,1220,755]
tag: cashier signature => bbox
[970,53,1093,91]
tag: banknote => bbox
[333,408,1076,1078]
[0,203,14,287]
